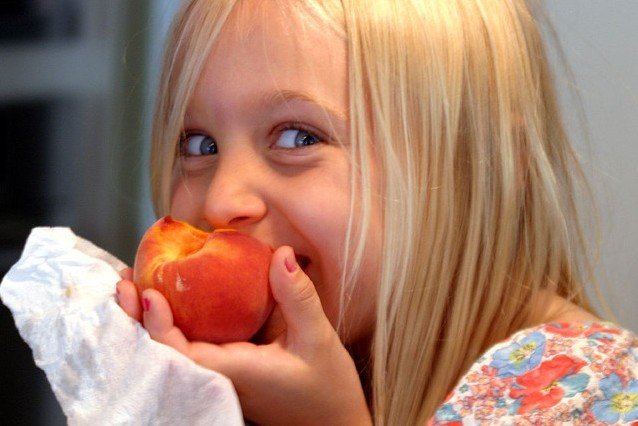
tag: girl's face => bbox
[170,3,380,345]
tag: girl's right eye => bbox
[180,134,218,156]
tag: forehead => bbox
[187,1,347,120]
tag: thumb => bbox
[269,246,331,347]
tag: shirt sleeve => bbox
[429,322,638,425]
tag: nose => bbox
[203,155,267,230]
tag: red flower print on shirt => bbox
[509,355,587,414]
[430,322,636,425]
[545,322,621,339]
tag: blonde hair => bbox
[150,0,599,424]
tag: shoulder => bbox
[429,321,638,425]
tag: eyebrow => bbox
[259,89,348,124]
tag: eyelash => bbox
[178,131,217,157]
[178,123,328,157]
[272,122,326,149]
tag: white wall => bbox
[544,2,638,330]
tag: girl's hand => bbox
[115,247,372,426]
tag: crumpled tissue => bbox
[0,227,244,425]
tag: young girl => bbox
[116,0,637,424]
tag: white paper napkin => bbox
[0,227,244,426]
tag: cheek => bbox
[350,236,381,338]
[288,190,350,321]
[324,190,382,343]
[169,179,207,225]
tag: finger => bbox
[119,267,133,281]
[141,289,190,356]
[140,290,258,378]
[269,246,332,347]
[115,279,142,322]
[188,340,268,382]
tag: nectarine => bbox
[133,216,274,344]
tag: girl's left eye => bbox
[274,128,321,149]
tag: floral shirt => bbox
[430,322,638,425]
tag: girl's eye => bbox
[181,134,218,156]
[275,128,321,149]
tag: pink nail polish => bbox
[285,253,298,273]
[143,297,151,312]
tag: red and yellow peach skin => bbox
[133,216,274,344]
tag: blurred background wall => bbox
[0,0,177,423]
[545,1,638,335]
[0,0,636,424]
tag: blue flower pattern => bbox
[591,373,638,423]
[490,331,545,378]
[560,373,590,397]
[429,322,637,425]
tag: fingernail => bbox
[284,251,298,273]
[143,297,151,312]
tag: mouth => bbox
[295,254,311,273]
